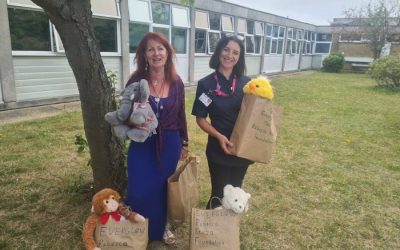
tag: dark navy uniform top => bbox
[191,71,253,167]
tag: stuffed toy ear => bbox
[223,184,234,195]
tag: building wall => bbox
[246,56,262,76]
[337,43,374,58]
[194,56,213,81]
[300,55,313,70]
[263,55,283,73]
[1,0,331,110]
[284,54,300,71]
[13,56,121,102]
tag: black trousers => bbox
[206,160,249,209]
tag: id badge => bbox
[199,93,212,107]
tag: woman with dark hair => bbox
[123,32,188,245]
[192,36,253,209]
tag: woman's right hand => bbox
[217,134,233,155]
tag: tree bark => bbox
[31,0,126,192]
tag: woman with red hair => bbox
[123,32,188,245]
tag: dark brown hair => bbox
[209,36,246,78]
[128,32,177,85]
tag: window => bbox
[254,22,264,36]
[195,10,209,29]
[265,37,271,54]
[245,36,255,54]
[8,2,120,54]
[8,0,40,8]
[315,32,331,54]
[208,32,221,54]
[209,12,221,31]
[195,30,206,53]
[151,1,170,25]
[129,23,149,53]
[91,0,119,17]
[221,15,234,32]
[339,33,362,42]
[8,8,51,51]
[153,26,169,40]
[93,18,118,52]
[317,33,332,41]
[172,28,187,54]
[315,43,330,53]
[303,30,312,54]
[172,6,189,28]
[194,10,231,54]
[237,18,246,34]
[128,0,152,23]
[286,28,293,54]
[128,1,189,54]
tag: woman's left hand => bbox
[180,146,189,160]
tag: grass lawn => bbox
[1,71,399,249]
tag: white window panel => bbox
[195,10,209,29]
[172,6,190,28]
[221,15,234,32]
[128,0,152,23]
[266,24,273,37]
[52,25,64,52]
[7,0,40,8]
[287,28,293,39]
[278,26,285,38]
[91,0,119,17]
[237,18,246,34]
[255,22,264,36]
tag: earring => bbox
[145,62,148,71]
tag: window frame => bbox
[9,7,55,55]
[128,0,152,23]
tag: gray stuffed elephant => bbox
[104,79,158,142]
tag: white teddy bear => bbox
[217,184,251,214]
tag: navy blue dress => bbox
[124,78,188,241]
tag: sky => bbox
[224,0,374,25]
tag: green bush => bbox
[322,52,345,73]
[368,56,400,89]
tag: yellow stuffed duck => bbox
[243,76,274,100]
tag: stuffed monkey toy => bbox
[82,188,145,250]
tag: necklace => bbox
[150,80,165,118]
[151,79,165,103]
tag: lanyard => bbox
[213,73,236,97]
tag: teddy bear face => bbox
[92,188,121,215]
[221,184,251,214]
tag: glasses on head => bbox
[224,33,245,41]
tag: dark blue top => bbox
[192,71,253,167]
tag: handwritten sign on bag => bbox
[95,219,148,250]
[190,208,241,250]
[231,94,282,164]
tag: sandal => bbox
[163,229,176,245]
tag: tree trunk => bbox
[31,0,126,192]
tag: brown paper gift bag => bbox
[94,219,148,250]
[230,94,282,163]
[190,208,241,250]
[167,156,199,226]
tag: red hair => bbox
[128,32,177,85]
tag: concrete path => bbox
[0,101,81,125]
